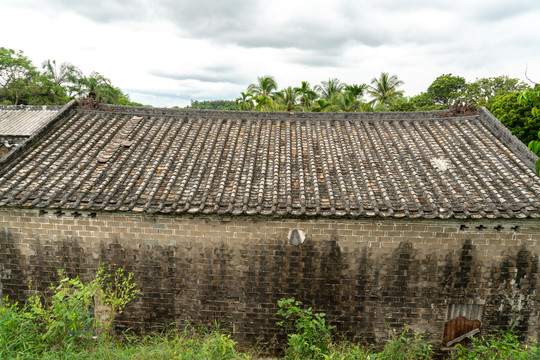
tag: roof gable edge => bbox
[477,107,538,171]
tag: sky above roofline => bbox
[1,0,539,107]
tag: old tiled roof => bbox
[0,105,63,136]
[0,103,539,219]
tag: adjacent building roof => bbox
[0,105,63,136]
[0,103,539,219]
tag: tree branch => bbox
[525,65,539,85]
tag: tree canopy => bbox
[0,47,143,106]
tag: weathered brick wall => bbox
[0,208,538,349]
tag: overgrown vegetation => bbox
[0,265,140,358]
[1,286,537,359]
[276,297,334,359]
[451,330,539,360]
[274,298,537,360]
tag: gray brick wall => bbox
[0,208,538,349]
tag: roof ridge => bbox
[93,105,464,122]
[0,105,63,111]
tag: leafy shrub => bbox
[27,269,100,346]
[0,265,139,357]
[277,297,335,359]
[94,266,139,335]
[452,330,538,360]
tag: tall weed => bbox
[277,297,335,360]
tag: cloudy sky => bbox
[1,0,539,107]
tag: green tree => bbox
[330,91,357,112]
[247,75,278,111]
[75,72,137,105]
[235,92,254,111]
[311,99,332,112]
[388,97,417,112]
[315,78,345,100]
[491,91,538,145]
[186,99,236,110]
[294,81,317,111]
[41,59,83,100]
[466,76,529,109]
[0,47,37,105]
[253,94,276,111]
[426,73,466,107]
[247,75,277,98]
[408,92,443,111]
[344,83,368,111]
[519,84,540,174]
[275,86,300,112]
[345,83,367,98]
[367,72,404,107]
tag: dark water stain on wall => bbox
[439,239,481,300]
[455,240,474,291]
[28,238,87,293]
[485,245,538,340]
[0,230,24,300]
[353,247,377,344]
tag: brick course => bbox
[0,208,538,349]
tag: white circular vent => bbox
[288,229,306,246]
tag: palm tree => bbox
[247,75,278,99]
[368,72,404,107]
[294,81,318,111]
[345,84,368,98]
[345,84,368,112]
[247,75,278,111]
[41,59,83,99]
[41,60,82,86]
[75,72,128,104]
[235,91,254,111]
[331,92,356,112]
[275,86,300,112]
[254,94,275,112]
[315,78,346,100]
[312,99,332,112]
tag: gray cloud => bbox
[150,67,249,85]
[287,52,345,68]
[17,0,149,23]
[127,89,193,107]
[157,0,259,42]
[471,1,540,22]
[10,0,479,53]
